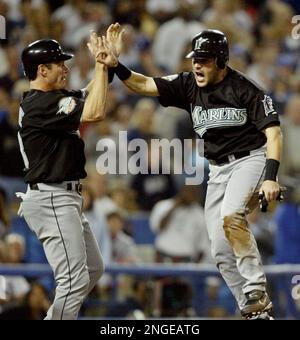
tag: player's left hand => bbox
[259,180,281,202]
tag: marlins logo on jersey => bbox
[191,106,247,137]
[262,95,276,116]
[57,97,76,115]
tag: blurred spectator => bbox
[105,277,150,318]
[110,183,138,213]
[247,43,279,91]
[68,41,93,89]
[110,103,133,136]
[0,282,50,320]
[0,96,26,202]
[247,206,274,264]
[0,44,24,93]
[5,233,25,263]
[51,0,88,48]
[127,98,158,141]
[0,187,9,239]
[112,0,144,28]
[273,96,300,263]
[0,239,6,262]
[106,210,138,264]
[279,95,300,178]
[146,0,178,23]
[152,0,205,72]
[150,185,210,263]
[256,0,294,44]
[0,234,30,312]
[85,168,118,218]
[81,185,112,266]
[203,0,254,52]
[131,141,177,211]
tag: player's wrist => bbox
[264,158,280,181]
[113,61,132,81]
[108,67,115,83]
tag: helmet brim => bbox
[185,50,216,59]
[57,52,74,61]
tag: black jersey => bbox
[18,89,87,184]
[154,67,280,161]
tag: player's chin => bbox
[194,74,208,87]
[195,79,208,87]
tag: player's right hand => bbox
[87,31,118,67]
[259,180,281,202]
[95,36,118,67]
[106,22,125,58]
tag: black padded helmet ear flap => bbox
[186,29,229,69]
[216,54,227,69]
[21,39,73,80]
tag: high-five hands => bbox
[87,30,118,67]
[106,22,125,58]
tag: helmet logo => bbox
[57,97,76,115]
[194,37,209,50]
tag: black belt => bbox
[209,150,251,166]
[29,182,82,193]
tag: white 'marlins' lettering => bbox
[191,106,248,137]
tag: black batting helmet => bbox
[186,29,229,69]
[21,39,73,80]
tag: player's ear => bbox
[38,64,49,78]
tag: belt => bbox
[209,150,251,166]
[29,181,82,193]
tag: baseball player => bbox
[17,32,118,320]
[105,27,282,319]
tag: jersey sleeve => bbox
[153,73,190,111]
[242,85,280,130]
[38,90,85,132]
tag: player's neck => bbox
[212,67,229,86]
[29,79,59,92]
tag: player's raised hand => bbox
[106,22,125,58]
[95,36,118,67]
[87,31,118,67]
[87,30,101,59]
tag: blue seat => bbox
[129,215,155,245]
[10,215,47,264]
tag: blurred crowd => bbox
[1,0,300,319]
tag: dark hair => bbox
[27,63,53,81]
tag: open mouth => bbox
[194,71,205,82]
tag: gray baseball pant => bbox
[205,147,267,309]
[20,186,104,320]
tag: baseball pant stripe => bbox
[50,193,72,320]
